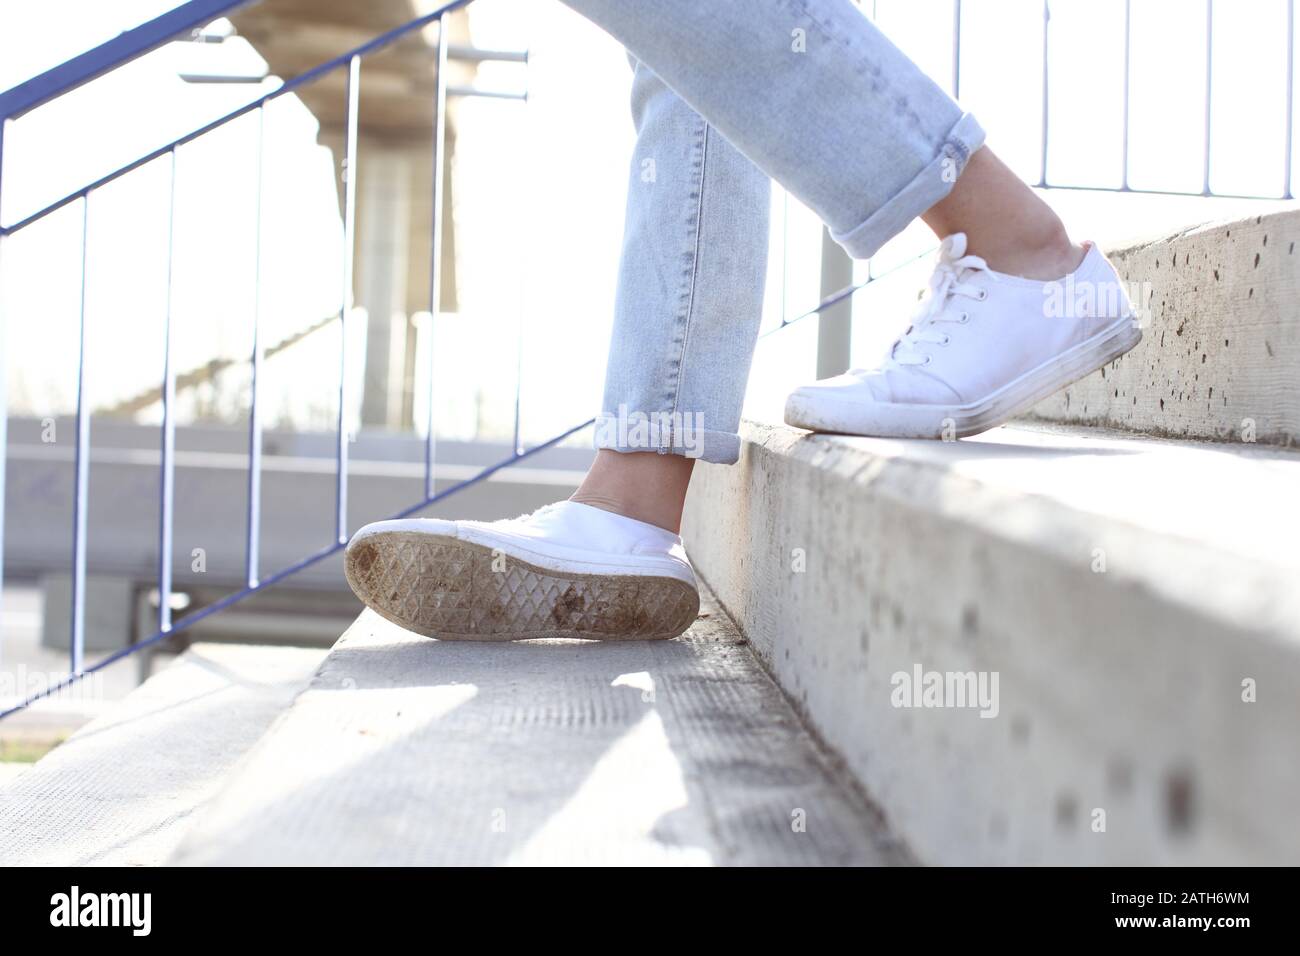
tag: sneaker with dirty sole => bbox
[784,233,1142,439]
[344,501,700,641]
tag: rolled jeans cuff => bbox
[830,112,987,260]
[593,412,742,465]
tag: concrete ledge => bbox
[682,420,1300,865]
[0,643,325,865]
[3,419,590,591]
[171,590,907,866]
[1026,209,1299,445]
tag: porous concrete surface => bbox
[172,590,907,866]
[0,643,325,865]
[683,420,1300,865]
[1026,208,1300,445]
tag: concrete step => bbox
[0,643,325,865]
[1026,208,1298,445]
[682,420,1300,865]
[171,588,908,866]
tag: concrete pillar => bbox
[816,226,853,379]
[355,148,413,430]
[316,125,459,433]
[398,135,458,430]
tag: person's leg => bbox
[557,2,1135,441]
[921,147,1083,280]
[346,2,1140,639]
[573,450,694,533]
[573,58,770,534]
[561,0,984,260]
[343,60,769,639]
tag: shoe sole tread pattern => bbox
[345,531,699,641]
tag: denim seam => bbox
[783,0,926,132]
[663,119,709,453]
[594,417,740,466]
[832,112,986,258]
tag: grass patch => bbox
[0,736,65,763]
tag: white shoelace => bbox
[863,232,991,371]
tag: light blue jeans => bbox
[570,0,986,464]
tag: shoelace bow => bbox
[855,233,991,372]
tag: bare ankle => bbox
[570,490,682,534]
[921,147,1085,281]
[984,227,1085,282]
[571,449,694,533]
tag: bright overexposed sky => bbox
[1,0,1296,442]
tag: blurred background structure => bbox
[0,0,1296,865]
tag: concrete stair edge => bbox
[682,420,1300,865]
[739,420,1300,643]
[1025,207,1300,445]
[0,643,327,866]
[169,588,910,867]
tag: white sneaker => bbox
[784,233,1141,439]
[344,501,699,641]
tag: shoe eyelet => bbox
[977,289,988,301]
[922,355,933,366]
[959,312,970,323]
[940,334,951,345]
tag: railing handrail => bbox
[4,0,1292,231]
[0,0,253,123]
[0,0,475,235]
[0,416,595,721]
[0,0,502,717]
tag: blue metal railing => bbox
[0,418,593,720]
[824,0,1296,358]
[0,0,537,717]
[1,0,1296,718]
[943,0,1295,200]
[244,108,266,591]
[1056,0,1292,199]
[0,2,250,122]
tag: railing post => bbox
[425,15,449,498]
[246,106,266,587]
[336,55,361,546]
[0,119,7,668]
[70,195,91,675]
[780,191,791,318]
[158,150,179,632]
[0,117,6,225]
[1038,0,1051,188]
[1285,0,1294,200]
[512,49,530,457]
[1203,0,1214,196]
[1121,0,1132,190]
[951,0,962,100]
